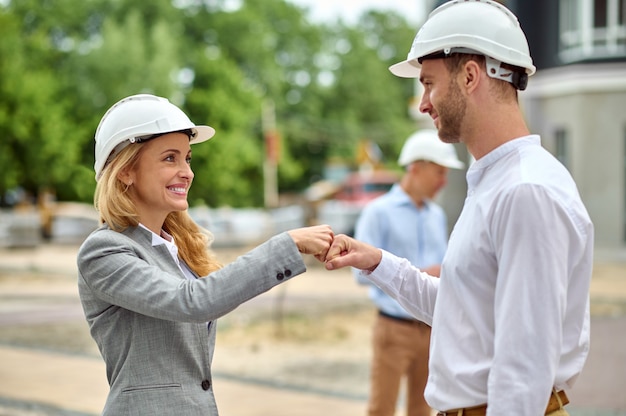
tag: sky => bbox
[286,0,429,25]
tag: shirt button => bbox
[201,379,211,390]
[284,269,292,277]
[276,272,284,281]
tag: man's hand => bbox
[324,234,382,271]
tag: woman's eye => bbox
[186,156,192,164]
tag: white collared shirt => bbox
[362,136,594,415]
[139,224,197,281]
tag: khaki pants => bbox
[368,313,432,416]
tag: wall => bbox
[522,62,626,252]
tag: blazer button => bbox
[284,269,292,277]
[276,272,284,281]
[201,379,211,391]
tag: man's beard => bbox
[437,79,466,144]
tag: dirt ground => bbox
[1,244,626,415]
[0,245,378,402]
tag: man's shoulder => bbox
[361,192,402,216]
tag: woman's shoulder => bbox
[78,224,148,255]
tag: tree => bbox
[0,7,82,203]
[181,0,328,194]
[184,51,265,207]
[0,0,421,207]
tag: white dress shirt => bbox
[139,223,196,281]
[362,135,594,415]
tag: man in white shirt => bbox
[325,1,594,415]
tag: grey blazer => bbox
[77,225,306,415]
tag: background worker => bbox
[326,1,594,415]
[354,129,464,416]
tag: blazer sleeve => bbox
[77,228,306,323]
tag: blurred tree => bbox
[1,0,197,203]
[0,0,420,207]
[319,11,417,163]
[184,51,265,207]
[0,5,82,203]
[180,0,328,195]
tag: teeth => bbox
[169,187,186,193]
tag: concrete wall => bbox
[522,62,626,252]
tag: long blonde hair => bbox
[94,143,222,277]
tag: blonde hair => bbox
[94,143,222,277]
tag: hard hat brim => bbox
[190,125,216,144]
[436,158,465,169]
[389,59,422,78]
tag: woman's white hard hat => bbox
[398,129,465,169]
[389,0,535,80]
[94,94,215,180]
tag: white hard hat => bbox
[398,129,465,169]
[94,94,215,180]
[389,0,535,89]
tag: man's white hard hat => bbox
[94,94,215,180]
[398,129,465,169]
[389,0,535,81]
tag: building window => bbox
[559,0,626,62]
[555,128,570,169]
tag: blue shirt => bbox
[353,183,448,319]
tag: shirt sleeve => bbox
[361,250,439,325]
[78,230,306,323]
[487,184,572,415]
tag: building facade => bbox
[515,0,626,258]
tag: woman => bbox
[77,94,333,415]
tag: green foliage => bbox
[0,0,421,207]
[0,7,80,200]
[184,52,264,207]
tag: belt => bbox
[436,390,569,416]
[378,310,429,327]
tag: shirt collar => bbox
[389,183,432,210]
[138,223,177,250]
[467,135,540,188]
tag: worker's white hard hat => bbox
[398,129,465,169]
[94,94,215,180]
[389,0,535,89]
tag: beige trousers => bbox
[368,313,432,416]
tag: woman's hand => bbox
[287,224,334,262]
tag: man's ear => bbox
[462,60,481,94]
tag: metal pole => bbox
[262,99,279,208]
